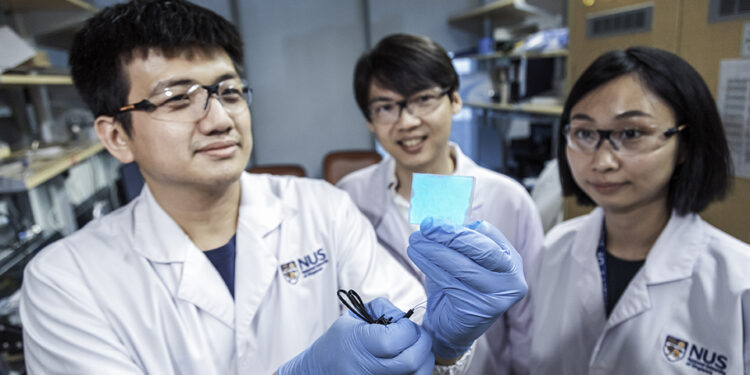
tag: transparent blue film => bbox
[409,173,475,226]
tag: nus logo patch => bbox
[664,334,729,375]
[664,336,687,362]
[280,261,299,285]
[280,248,328,284]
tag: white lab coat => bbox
[337,144,545,375]
[531,207,750,375]
[20,172,425,374]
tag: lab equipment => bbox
[277,297,434,375]
[407,218,528,360]
[409,173,474,226]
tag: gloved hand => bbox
[277,297,434,375]
[407,218,528,360]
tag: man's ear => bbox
[450,91,463,114]
[366,120,376,133]
[94,115,135,164]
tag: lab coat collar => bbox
[569,208,704,285]
[131,173,295,330]
[132,184,236,327]
[234,172,295,345]
[575,209,705,331]
[132,184,196,263]
[131,172,294,263]
[641,212,704,285]
[570,208,608,318]
[236,172,296,236]
[451,142,474,176]
[604,212,704,331]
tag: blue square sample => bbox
[409,173,475,226]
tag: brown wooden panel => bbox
[568,0,682,88]
[678,0,750,243]
[679,0,748,97]
[701,177,750,243]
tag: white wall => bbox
[367,0,478,52]
[238,1,372,178]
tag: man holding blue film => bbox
[338,33,544,374]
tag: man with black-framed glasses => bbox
[338,33,545,374]
[19,1,529,374]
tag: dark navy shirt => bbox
[204,235,237,298]
[604,250,645,316]
[598,224,645,317]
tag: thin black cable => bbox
[337,289,394,325]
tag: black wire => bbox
[337,289,394,325]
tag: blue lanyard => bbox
[596,222,608,308]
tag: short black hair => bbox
[353,33,459,121]
[69,0,244,136]
[558,46,732,215]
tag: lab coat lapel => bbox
[592,213,704,371]
[568,208,610,365]
[606,212,704,328]
[570,209,611,365]
[571,208,608,320]
[177,243,236,328]
[371,158,421,277]
[642,213,704,285]
[375,206,420,275]
[132,185,235,328]
[233,173,290,350]
[355,158,391,228]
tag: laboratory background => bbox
[0,0,748,371]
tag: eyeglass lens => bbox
[148,79,251,122]
[565,125,679,156]
[369,89,447,125]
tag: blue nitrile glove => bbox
[277,297,434,375]
[407,218,528,360]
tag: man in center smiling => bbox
[338,33,545,374]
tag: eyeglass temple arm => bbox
[664,124,687,137]
[115,99,153,115]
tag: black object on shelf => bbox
[0,230,62,298]
[509,58,556,102]
[507,123,553,183]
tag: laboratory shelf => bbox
[448,0,546,34]
[458,49,568,61]
[1,0,96,12]
[0,74,73,85]
[0,142,105,193]
[464,101,563,116]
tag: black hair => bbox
[558,46,732,215]
[69,0,244,136]
[353,33,459,121]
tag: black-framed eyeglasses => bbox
[112,78,252,123]
[368,87,451,125]
[564,123,686,156]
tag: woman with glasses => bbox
[338,33,544,374]
[530,46,750,374]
